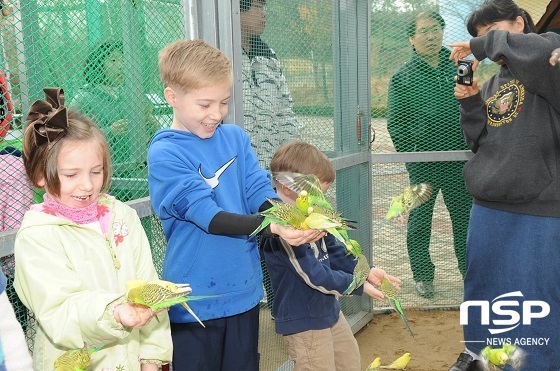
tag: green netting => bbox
[2,0,181,202]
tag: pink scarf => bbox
[42,195,99,224]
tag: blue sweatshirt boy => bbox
[148,123,277,323]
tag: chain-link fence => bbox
[0,0,555,370]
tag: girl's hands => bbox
[449,41,480,71]
[113,302,157,329]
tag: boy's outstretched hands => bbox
[363,268,401,302]
[270,222,326,246]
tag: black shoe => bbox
[449,352,485,371]
[415,281,434,298]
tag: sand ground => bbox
[357,309,464,371]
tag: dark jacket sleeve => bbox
[470,30,560,113]
[459,93,487,153]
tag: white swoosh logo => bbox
[198,156,237,188]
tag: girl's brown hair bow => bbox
[26,88,68,147]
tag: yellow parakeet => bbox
[126,279,206,328]
[380,352,411,370]
[54,343,103,371]
[481,346,508,367]
[366,356,381,371]
[385,183,433,221]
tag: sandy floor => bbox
[259,308,464,371]
[357,309,464,371]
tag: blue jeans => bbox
[463,205,560,369]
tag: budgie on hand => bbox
[380,278,414,337]
[304,206,356,246]
[380,352,411,370]
[385,183,433,222]
[273,172,360,255]
[126,279,206,328]
[54,342,103,371]
[248,198,309,239]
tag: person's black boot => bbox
[449,351,487,371]
[449,352,473,371]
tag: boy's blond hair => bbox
[270,141,335,185]
[158,39,232,91]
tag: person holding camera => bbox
[387,11,472,298]
[448,1,560,370]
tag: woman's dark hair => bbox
[84,41,123,85]
[466,0,536,37]
[240,0,265,12]
[407,11,445,38]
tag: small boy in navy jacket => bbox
[261,141,402,371]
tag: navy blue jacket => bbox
[261,234,364,335]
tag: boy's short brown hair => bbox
[270,141,335,185]
[158,39,233,92]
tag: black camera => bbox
[456,59,474,86]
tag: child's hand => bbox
[141,364,160,371]
[367,268,401,289]
[270,223,325,246]
[362,281,385,302]
[113,303,155,329]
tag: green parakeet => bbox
[275,172,358,233]
[126,279,205,328]
[380,278,414,337]
[304,208,353,236]
[273,172,333,212]
[249,198,309,239]
[54,343,103,371]
[481,344,525,370]
[380,352,411,369]
[343,253,370,295]
[366,357,381,371]
[481,346,508,368]
[385,183,433,221]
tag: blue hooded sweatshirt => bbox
[147,123,277,323]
